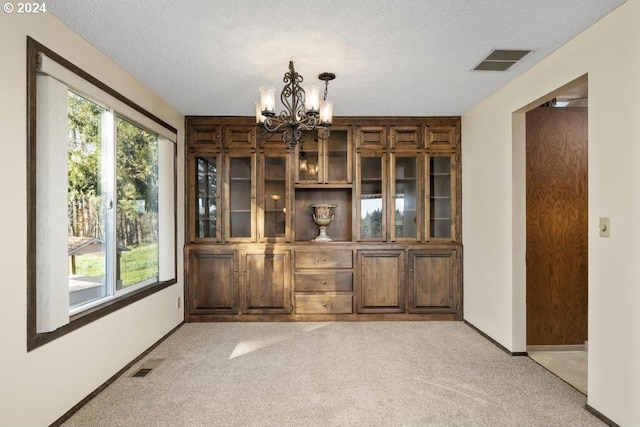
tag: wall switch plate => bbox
[599,217,610,237]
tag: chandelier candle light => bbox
[256,60,335,148]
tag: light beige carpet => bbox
[62,322,605,426]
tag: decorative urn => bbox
[311,203,337,242]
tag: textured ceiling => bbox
[48,0,625,117]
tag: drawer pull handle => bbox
[322,303,327,307]
[322,257,326,261]
[322,280,327,284]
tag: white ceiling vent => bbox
[473,49,532,71]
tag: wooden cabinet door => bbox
[356,126,387,150]
[259,150,291,242]
[426,153,458,241]
[356,250,405,313]
[224,125,256,149]
[186,248,239,315]
[187,123,222,148]
[408,249,459,314]
[323,127,352,184]
[242,250,292,314]
[224,153,256,242]
[390,153,422,241]
[356,152,387,241]
[390,125,422,150]
[425,124,457,151]
[296,130,321,184]
[188,150,222,243]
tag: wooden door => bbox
[186,249,238,315]
[242,250,292,314]
[407,249,458,314]
[526,107,588,345]
[356,250,405,313]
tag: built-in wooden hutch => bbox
[184,116,462,321]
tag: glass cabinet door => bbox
[297,131,320,183]
[227,154,255,241]
[358,154,385,240]
[391,154,419,240]
[194,153,219,240]
[262,152,289,241]
[325,129,350,183]
[428,155,453,239]
[296,128,350,184]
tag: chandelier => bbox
[256,60,335,148]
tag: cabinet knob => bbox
[322,257,326,262]
[322,280,327,284]
[234,269,238,272]
[322,303,327,307]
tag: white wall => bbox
[0,12,185,427]
[462,1,639,425]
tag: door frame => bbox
[511,74,589,351]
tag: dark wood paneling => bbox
[526,107,588,345]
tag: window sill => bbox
[28,278,176,351]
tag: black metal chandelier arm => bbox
[298,114,320,130]
[261,116,289,134]
[262,113,320,134]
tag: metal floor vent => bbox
[131,358,165,378]
[473,49,532,71]
[132,368,152,378]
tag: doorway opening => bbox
[518,75,589,394]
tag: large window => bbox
[67,94,163,310]
[27,38,177,350]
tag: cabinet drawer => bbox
[295,250,353,269]
[295,294,353,314]
[295,271,353,292]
